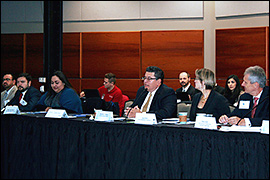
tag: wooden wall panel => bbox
[26,33,43,78]
[82,32,140,78]
[68,79,80,94]
[216,27,268,81]
[141,30,204,79]
[1,34,24,78]
[63,33,80,78]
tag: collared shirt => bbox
[140,87,159,112]
[182,83,191,92]
[253,90,262,104]
[245,89,263,127]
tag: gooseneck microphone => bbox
[236,95,269,125]
[125,87,147,117]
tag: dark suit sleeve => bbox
[149,85,177,120]
[19,87,41,112]
[229,87,269,126]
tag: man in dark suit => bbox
[8,73,41,112]
[219,66,269,126]
[176,71,200,101]
[124,66,177,120]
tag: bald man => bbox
[176,71,200,101]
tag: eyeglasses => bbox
[3,78,11,81]
[142,76,156,81]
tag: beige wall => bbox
[1,1,269,74]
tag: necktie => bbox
[19,93,23,106]
[182,88,185,92]
[1,92,8,108]
[3,91,8,100]
[251,97,259,118]
[142,93,152,112]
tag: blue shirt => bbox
[38,87,83,114]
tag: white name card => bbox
[95,110,114,122]
[3,105,20,115]
[261,120,269,134]
[194,116,217,130]
[45,109,68,118]
[135,112,157,125]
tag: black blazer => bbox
[8,86,41,112]
[229,86,269,126]
[131,84,177,120]
[190,90,230,122]
[176,85,200,100]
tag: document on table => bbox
[219,125,261,132]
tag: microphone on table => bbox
[236,96,269,125]
[125,88,147,118]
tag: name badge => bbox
[20,99,28,106]
[239,100,250,109]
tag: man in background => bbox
[176,71,199,101]
[1,73,18,110]
[7,73,41,112]
[80,73,124,115]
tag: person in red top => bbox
[98,73,122,100]
[98,73,124,115]
[80,73,125,115]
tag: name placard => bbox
[194,116,217,130]
[3,105,20,115]
[95,110,114,122]
[45,109,68,118]
[261,120,269,134]
[135,112,157,125]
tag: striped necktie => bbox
[251,97,259,118]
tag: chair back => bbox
[177,103,191,118]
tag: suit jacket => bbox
[131,84,177,120]
[190,90,231,122]
[229,86,269,126]
[176,85,200,100]
[8,86,41,112]
[1,85,18,109]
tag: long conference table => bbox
[1,114,269,179]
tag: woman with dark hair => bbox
[36,71,83,113]
[224,74,244,107]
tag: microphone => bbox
[236,95,269,125]
[125,87,147,118]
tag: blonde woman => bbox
[189,68,230,122]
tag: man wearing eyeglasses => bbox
[1,73,18,110]
[125,66,177,120]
